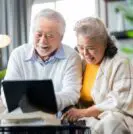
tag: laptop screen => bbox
[2,80,58,114]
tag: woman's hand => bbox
[62,106,101,122]
[62,108,88,122]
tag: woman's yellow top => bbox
[80,64,100,102]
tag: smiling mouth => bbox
[85,56,94,61]
[40,46,49,50]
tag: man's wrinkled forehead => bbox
[33,17,61,34]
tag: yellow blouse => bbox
[80,64,100,102]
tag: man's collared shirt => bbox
[25,45,65,65]
[2,43,82,111]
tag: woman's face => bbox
[77,34,106,64]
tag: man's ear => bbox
[60,35,64,40]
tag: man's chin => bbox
[37,52,50,59]
[37,49,57,59]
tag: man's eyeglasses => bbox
[35,32,59,40]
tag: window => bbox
[29,0,96,48]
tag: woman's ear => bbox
[74,46,79,53]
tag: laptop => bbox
[2,80,58,114]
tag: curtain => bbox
[0,0,33,69]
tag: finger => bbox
[69,116,78,123]
[61,110,70,119]
[61,114,68,121]
[71,117,77,122]
[67,113,77,122]
[62,109,77,121]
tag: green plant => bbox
[115,3,133,25]
[0,68,6,80]
[121,47,133,54]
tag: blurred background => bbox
[0,0,133,80]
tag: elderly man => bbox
[1,9,82,112]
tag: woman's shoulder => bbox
[114,53,129,61]
[101,53,132,74]
[104,53,130,65]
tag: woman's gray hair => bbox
[74,17,117,58]
[32,8,66,36]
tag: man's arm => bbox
[4,50,22,80]
[56,53,82,111]
[1,49,22,107]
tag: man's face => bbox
[33,17,63,60]
[77,34,106,64]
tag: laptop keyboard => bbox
[61,119,86,126]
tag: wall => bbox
[99,0,133,32]
[107,1,133,32]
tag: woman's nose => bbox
[84,48,89,56]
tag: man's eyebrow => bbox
[35,30,42,33]
[46,32,54,35]
[36,31,55,34]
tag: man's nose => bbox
[39,35,48,44]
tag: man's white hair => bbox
[32,8,66,36]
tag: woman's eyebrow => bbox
[86,46,95,48]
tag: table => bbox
[0,125,91,134]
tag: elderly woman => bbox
[63,17,133,134]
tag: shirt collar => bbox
[25,45,65,62]
[54,45,65,59]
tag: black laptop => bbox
[2,79,58,114]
